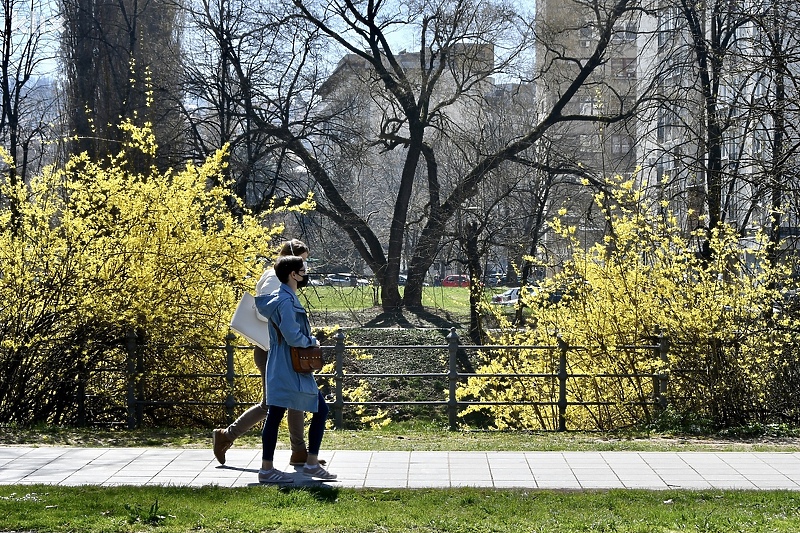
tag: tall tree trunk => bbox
[464,220,483,345]
[765,5,786,269]
[384,125,425,311]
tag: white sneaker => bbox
[258,468,294,484]
[303,464,337,480]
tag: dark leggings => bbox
[262,390,328,462]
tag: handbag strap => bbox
[270,319,284,345]
[271,317,313,350]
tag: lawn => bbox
[302,285,491,316]
[4,422,800,452]
[299,284,518,330]
[2,484,800,532]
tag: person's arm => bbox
[273,298,318,348]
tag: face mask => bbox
[296,274,310,289]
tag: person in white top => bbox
[213,239,322,467]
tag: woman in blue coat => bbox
[254,255,336,484]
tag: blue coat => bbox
[254,284,319,412]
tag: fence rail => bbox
[120,328,670,431]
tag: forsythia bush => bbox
[461,176,800,430]
[0,121,308,426]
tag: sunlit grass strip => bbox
[4,423,800,452]
[2,485,800,533]
[299,286,491,314]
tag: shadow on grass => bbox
[362,307,460,331]
[362,308,474,373]
[283,485,340,502]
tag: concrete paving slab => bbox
[1,447,799,490]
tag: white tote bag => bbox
[229,292,270,350]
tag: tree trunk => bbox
[765,5,786,269]
[464,221,483,345]
[384,124,425,311]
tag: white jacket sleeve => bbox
[254,268,280,321]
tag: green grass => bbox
[2,485,800,532]
[303,285,380,312]
[301,285,488,315]
[4,421,800,452]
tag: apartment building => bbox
[536,0,800,264]
[533,0,641,256]
[639,0,800,262]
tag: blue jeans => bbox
[262,390,328,462]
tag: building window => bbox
[610,135,632,155]
[658,7,678,48]
[723,137,739,161]
[579,95,597,115]
[610,58,637,78]
[659,108,681,144]
[613,22,638,43]
[579,25,594,49]
[578,133,600,153]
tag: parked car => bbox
[324,273,370,287]
[490,283,577,309]
[491,286,538,306]
[324,273,349,286]
[441,274,471,287]
[491,287,521,305]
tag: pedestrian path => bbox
[1,447,800,490]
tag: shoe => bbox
[290,450,326,466]
[212,429,233,465]
[289,450,307,466]
[258,468,294,484]
[303,464,337,480]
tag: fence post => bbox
[447,328,460,431]
[658,332,670,410]
[125,329,137,429]
[334,329,346,429]
[557,336,569,432]
[135,338,144,427]
[224,333,236,424]
[77,358,86,427]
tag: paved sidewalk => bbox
[2,447,800,490]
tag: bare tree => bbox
[636,0,800,262]
[275,0,651,312]
[0,0,59,224]
[748,0,800,268]
[182,0,274,204]
[677,0,751,251]
[182,0,662,313]
[60,0,185,169]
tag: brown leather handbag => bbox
[271,319,324,373]
[290,345,324,373]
